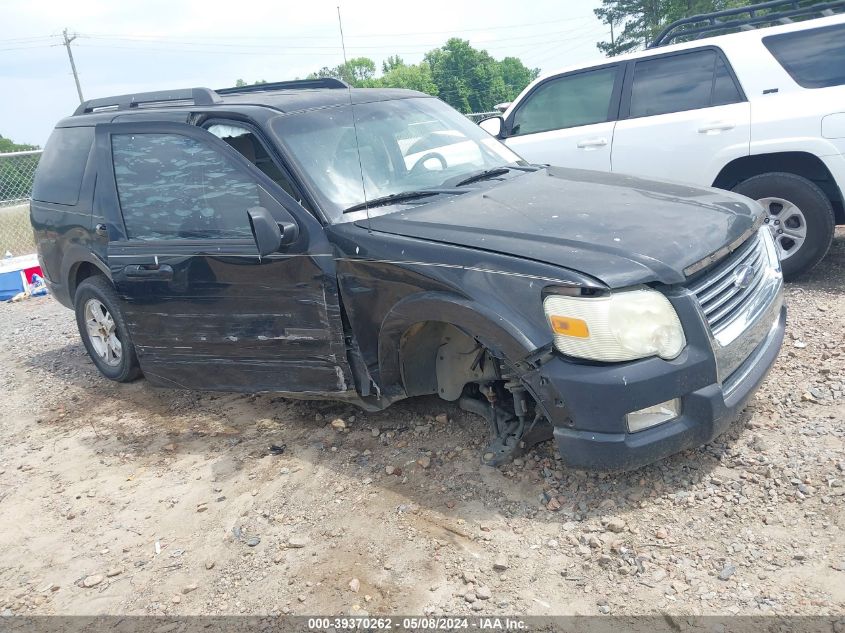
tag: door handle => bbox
[123,264,173,281]
[698,121,735,133]
[576,137,609,149]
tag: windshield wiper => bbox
[342,189,464,213]
[452,167,512,187]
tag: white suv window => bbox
[629,50,742,118]
[511,66,618,136]
[763,23,845,89]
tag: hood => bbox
[360,167,762,287]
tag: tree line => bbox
[238,39,539,114]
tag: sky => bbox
[0,0,608,146]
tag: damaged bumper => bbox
[523,285,785,472]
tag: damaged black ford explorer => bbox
[31,79,785,470]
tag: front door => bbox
[94,121,353,394]
[502,64,622,171]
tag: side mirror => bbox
[248,206,299,257]
[479,116,504,138]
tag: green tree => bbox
[233,78,267,87]
[594,0,759,55]
[378,62,438,94]
[382,55,405,74]
[0,134,37,153]
[308,57,376,86]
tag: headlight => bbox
[543,288,686,362]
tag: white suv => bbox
[480,7,845,277]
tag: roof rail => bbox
[216,78,350,95]
[73,87,221,116]
[650,0,845,48]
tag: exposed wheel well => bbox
[70,261,107,300]
[399,321,499,400]
[712,152,844,224]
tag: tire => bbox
[731,172,835,279]
[74,275,141,382]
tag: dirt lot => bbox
[1,232,844,618]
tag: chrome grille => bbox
[688,231,767,335]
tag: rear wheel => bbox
[731,172,835,278]
[74,276,141,382]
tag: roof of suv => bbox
[533,12,845,86]
[59,80,428,127]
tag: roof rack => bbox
[72,78,351,116]
[216,78,350,94]
[650,0,845,48]
[73,87,221,116]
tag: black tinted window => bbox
[629,50,742,117]
[513,66,618,135]
[763,23,845,89]
[112,133,257,241]
[31,127,94,205]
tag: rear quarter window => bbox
[31,127,94,205]
[763,23,845,89]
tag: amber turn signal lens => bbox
[548,315,590,338]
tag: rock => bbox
[546,497,562,511]
[349,578,360,593]
[273,552,285,564]
[287,535,310,548]
[246,536,261,547]
[655,528,668,540]
[82,575,103,588]
[493,555,509,571]
[464,592,476,603]
[331,418,346,430]
[385,465,396,475]
[476,585,492,600]
[171,595,181,604]
[417,456,431,469]
[435,413,449,424]
[371,428,380,437]
[205,560,215,570]
[793,340,807,349]
[605,517,626,533]
[598,604,611,615]
[298,595,306,603]
[182,583,198,594]
[718,563,736,581]
[106,567,123,577]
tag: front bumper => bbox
[522,262,785,471]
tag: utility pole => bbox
[62,28,84,104]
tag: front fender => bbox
[377,291,540,394]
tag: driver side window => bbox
[512,66,619,136]
[112,133,258,241]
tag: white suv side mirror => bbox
[479,116,504,137]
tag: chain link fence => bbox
[465,111,500,124]
[0,150,41,256]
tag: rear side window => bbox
[629,50,742,118]
[31,127,94,205]
[512,66,619,135]
[763,23,845,89]
[111,133,258,241]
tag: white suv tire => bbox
[731,172,835,278]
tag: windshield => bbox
[270,97,523,220]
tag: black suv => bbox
[31,79,786,470]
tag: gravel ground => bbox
[0,231,843,618]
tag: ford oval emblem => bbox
[733,264,755,289]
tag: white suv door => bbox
[502,64,622,171]
[611,48,750,185]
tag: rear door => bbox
[611,48,750,185]
[94,121,353,394]
[502,64,623,171]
